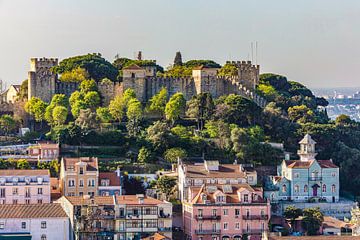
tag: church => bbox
[265,134,339,203]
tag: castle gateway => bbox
[28,58,265,107]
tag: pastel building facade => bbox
[265,134,339,203]
[183,184,270,240]
[28,142,59,162]
[178,160,257,202]
[0,169,51,204]
[99,170,123,196]
[59,157,99,197]
[0,203,70,240]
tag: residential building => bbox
[0,203,70,240]
[183,184,270,240]
[141,232,171,240]
[3,84,20,103]
[178,159,257,202]
[116,194,172,240]
[28,142,59,162]
[56,195,116,240]
[99,169,122,196]
[0,169,50,204]
[59,157,99,197]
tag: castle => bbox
[27,57,266,107]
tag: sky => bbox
[0,0,360,89]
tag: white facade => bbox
[0,217,69,240]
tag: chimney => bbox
[136,194,144,204]
[115,167,121,177]
[285,153,290,160]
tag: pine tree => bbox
[173,51,183,66]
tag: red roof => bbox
[0,204,67,218]
[99,172,121,186]
[284,160,338,169]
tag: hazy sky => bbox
[0,0,360,88]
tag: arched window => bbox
[332,184,336,193]
[294,185,299,193]
[322,184,326,192]
[282,185,287,193]
[304,185,308,192]
[41,235,47,240]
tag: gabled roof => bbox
[99,172,121,186]
[65,196,115,206]
[284,159,338,169]
[0,204,67,218]
[299,134,316,145]
[116,195,163,205]
[184,163,246,178]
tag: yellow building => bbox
[59,157,98,197]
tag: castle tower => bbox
[28,58,58,102]
[122,64,147,102]
[232,60,260,90]
[297,134,317,161]
[192,66,219,96]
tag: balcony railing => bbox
[309,177,322,181]
[242,229,265,235]
[195,229,221,235]
[158,227,172,232]
[159,213,171,218]
[195,215,221,220]
[242,215,269,220]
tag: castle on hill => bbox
[27,57,267,107]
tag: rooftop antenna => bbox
[255,41,258,65]
[251,42,254,63]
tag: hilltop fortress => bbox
[27,57,266,107]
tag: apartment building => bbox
[59,157,99,197]
[99,169,122,196]
[183,184,270,240]
[28,142,59,162]
[0,169,50,204]
[0,203,70,240]
[178,160,257,202]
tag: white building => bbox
[0,169,51,204]
[0,203,70,240]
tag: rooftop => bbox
[284,159,338,169]
[0,204,67,218]
[62,157,98,171]
[184,163,246,178]
[299,134,316,145]
[116,195,164,205]
[99,172,121,186]
[0,169,49,176]
[65,196,115,205]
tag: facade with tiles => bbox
[265,134,340,203]
[183,184,270,240]
[178,160,257,202]
[0,203,70,240]
[0,169,50,205]
[60,157,99,197]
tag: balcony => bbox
[195,215,221,220]
[159,213,171,218]
[158,227,172,232]
[242,215,269,220]
[309,177,322,181]
[242,229,265,235]
[195,229,221,235]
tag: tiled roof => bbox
[299,134,316,144]
[62,157,98,171]
[269,236,358,240]
[323,216,352,229]
[284,160,338,169]
[38,143,59,149]
[317,160,338,168]
[123,64,142,70]
[116,195,164,205]
[99,172,121,186]
[185,163,246,178]
[0,169,49,176]
[65,196,115,205]
[142,233,170,240]
[0,204,67,218]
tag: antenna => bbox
[251,42,254,63]
[256,41,258,65]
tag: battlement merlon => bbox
[226,60,260,70]
[30,57,58,71]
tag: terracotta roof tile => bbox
[0,204,67,218]
[116,195,164,205]
[185,164,246,178]
[65,196,115,205]
[62,157,98,171]
[318,160,338,168]
[99,172,121,186]
[142,233,170,240]
[269,236,358,240]
[0,169,49,176]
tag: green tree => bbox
[156,176,176,200]
[165,93,186,125]
[288,105,315,124]
[148,88,168,117]
[217,62,238,77]
[171,125,192,139]
[137,147,155,164]
[164,147,187,163]
[16,79,28,101]
[52,106,68,126]
[147,121,171,151]
[45,94,69,125]
[109,89,136,122]
[59,67,89,82]
[75,108,99,130]
[126,98,143,137]
[37,159,59,177]
[80,79,98,93]
[16,159,31,169]
[0,115,17,134]
[0,159,10,169]
[284,206,303,226]
[96,107,113,123]
[186,93,214,130]
[302,207,324,235]
[173,51,183,66]
[84,91,101,109]
[335,114,353,126]
[24,97,48,122]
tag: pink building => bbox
[28,142,59,162]
[183,184,270,240]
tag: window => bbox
[37,177,43,184]
[79,179,84,187]
[332,184,336,193]
[246,209,250,217]
[248,176,254,182]
[223,209,228,215]
[261,209,265,217]
[22,222,26,229]
[12,199,18,204]
[294,185,299,193]
[0,222,4,229]
[332,172,336,177]
[79,192,83,196]
[38,199,43,204]
[223,222,228,230]
[12,188,18,195]
[0,188,5,198]
[68,179,75,187]
[25,199,30,204]
[304,185,308,192]
[79,167,84,174]
[198,209,203,217]
[235,209,240,216]
[282,184,287,193]
[322,184,327,193]
[38,188,43,195]
[101,179,110,186]
[212,209,217,216]
[41,234,47,240]
[243,194,248,203]
[235,222,240,229]
[294,173,300,178]
[41,221,46,229]
[88,179,95,187]
[88,192,94,196]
